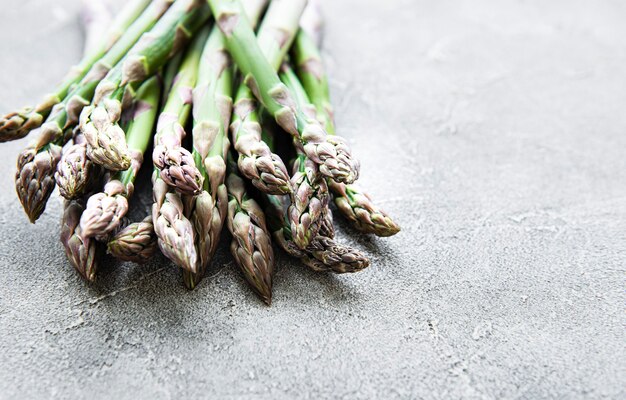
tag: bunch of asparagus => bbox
[1,0,399,304]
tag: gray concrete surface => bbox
[0,0,625,398]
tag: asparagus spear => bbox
[150,18,212,196]
[54,4,119,200]
[184,0,269,289]
[60,199,98,282]
[79,76,161,238]
[278,63,332,250]
[207,0,360,185]
[153,28,212,274]
[230,84,292,195]
[82,0,211,172]
[228,0,304,196]
[0,0,153,143]
[226,160,274,305]
[293,12,401,237]
[107,216,158,263]
[153,179,198,273]
[263,194,370,274]
[15,0,174,223]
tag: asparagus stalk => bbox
[60,200,98,281]
[152,28,212,274]
[229,0,306,196]
[107,215,158,263]
[278,63,331,250]
[82,0,212,172]
[226,160,275,305]
[79,76,161,238]
[230,84,292,195]
[0,0,153,143]
[263,194,370,274]
[150,21,212,196]
[184,0,268,289]
[207,0,360,185]
[293,13,401,237]
[15,0,174,222]
[153,179,198,273]
[55,9,112,201]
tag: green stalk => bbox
[152,27,212,275]
[152,24,210,195]
[62,0,154,101]
[292,29,334,133]
[278,63,330,249]
[207,0,360,184]
[0,0,154,143]
[293,20,401,237]
[229,0,307,195]
[79,76,161,239]
[225,157,275,304]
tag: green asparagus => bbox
[226,160,274,304]
[80,76,161,239]
[293,13,401,237]
[151,22,212,196]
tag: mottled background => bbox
[0,0,624,398]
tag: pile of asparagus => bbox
[0,0,399,304]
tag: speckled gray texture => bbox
[0,0,624,398]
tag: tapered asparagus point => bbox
[330,181,400,237]
[153,180,198,273]
[15,132,63,223]
[230,213,274,305]
[191,185,228,277]
[227,172,274,305]
[290,107,359,185]
[55,135,97,199]
[0,108,45,143]
[79,181,130,238]
[278,233,370,274]
[80,99,132,171]
[153,139,204,195]
[107,216,158,263]
[232,117,291,195]
[305,236,370,273]
[289,155,330,249]
[61,200,98,281]
[182,270,203,290]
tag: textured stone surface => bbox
[1,0,625,398]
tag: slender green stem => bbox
[292,29,334,134]
[119,76,162,186]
